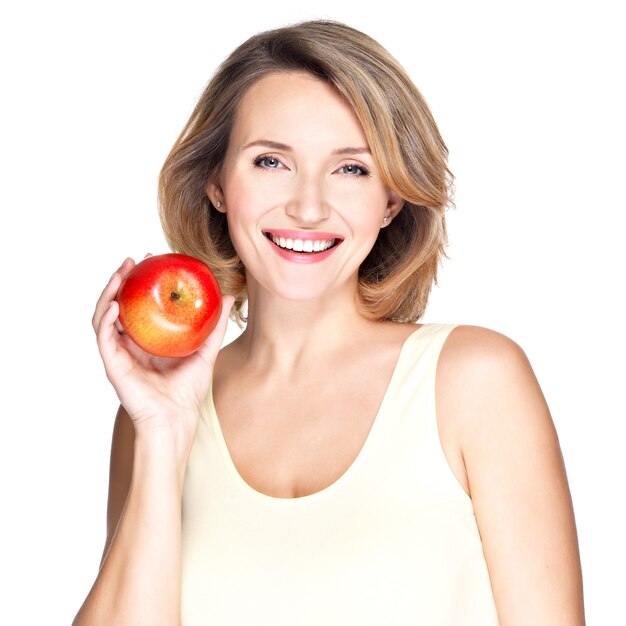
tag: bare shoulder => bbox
[435,324,541,495]
[436,324,558,489]
[437,325,584,622]
[439,323,531,376]
[437,324,548,434]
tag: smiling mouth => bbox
[264,232,341,254]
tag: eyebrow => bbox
[243,139,371,155]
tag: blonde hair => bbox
[158,20,453,325]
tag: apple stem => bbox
[170,292,181,300]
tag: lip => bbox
[262,229,343,264]
[261,229,344,241]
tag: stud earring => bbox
[382,216,390,223]
[216,201,222,209]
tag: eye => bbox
[337,163,370,177]
[253,154,285,170]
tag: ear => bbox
[387,189,404,216]
[382,189,404,226]
[205,180,226,213]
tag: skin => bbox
[75,71,584,624]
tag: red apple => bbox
[116,253,222,358]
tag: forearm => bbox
[73,433,188,626]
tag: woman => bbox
[74,20,584,625]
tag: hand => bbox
[92,257,234,450]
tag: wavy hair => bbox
[158,20,453,324]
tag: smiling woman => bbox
[202,71,405,304]
[74,19,584,626]
[158,22,451,325]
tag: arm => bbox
[100,404,134,570]
[74,406,190,626]
[73,258,234,626]
[439,326,584,625]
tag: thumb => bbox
[196,295,236,364]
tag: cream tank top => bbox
[181,324,501,625]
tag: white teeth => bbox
[269,235,336,253]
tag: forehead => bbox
[228,71,368,150]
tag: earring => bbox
[216,201,222,209]
[382,216,390,223]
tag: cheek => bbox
[222,178,262,229]
[223,174,293,237]
[221,176,274,260]
[332,184,388,231]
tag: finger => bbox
[92,258,135,332]
[196,296,235,365]
[92,271,123,333]
[96,300,123,374]
[92,258,130,331]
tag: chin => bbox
[272,283,336,303]
[248,273,354,307]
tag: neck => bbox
[235,279,376,375]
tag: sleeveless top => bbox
[181,323,501,625]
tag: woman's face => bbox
[208,71,402,303]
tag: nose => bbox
[284,173,330,225]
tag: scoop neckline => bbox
[205,323,430,504]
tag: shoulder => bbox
[437,324,542,414]
[439,323,529,373]
[435,324,556,491]
[436,326,584,621]
[437,323,548,427]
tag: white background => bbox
[1,0,623,623]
